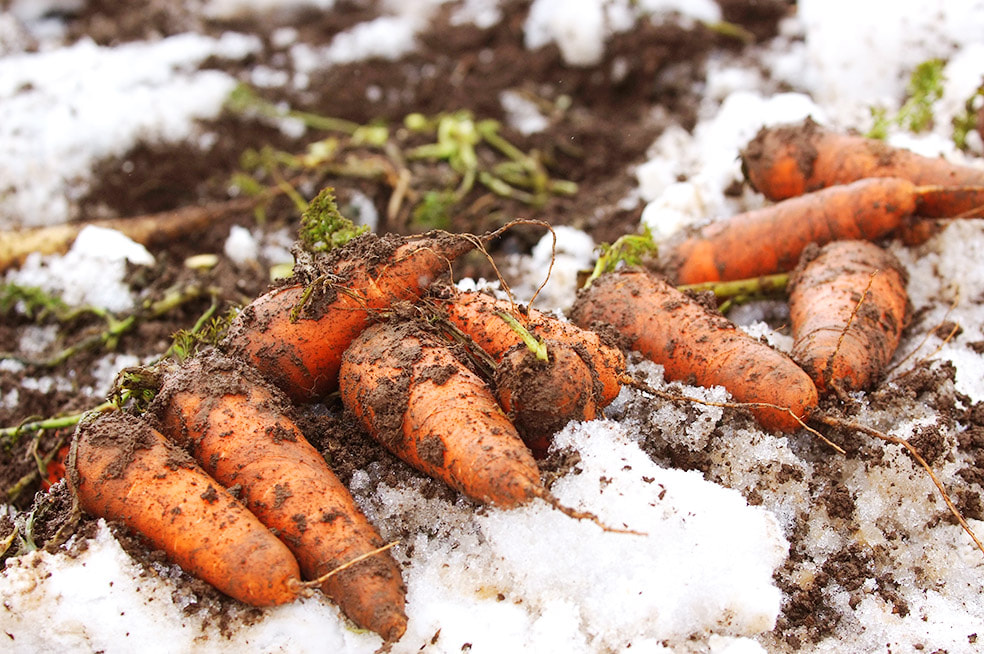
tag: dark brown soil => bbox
[9,2,980,652]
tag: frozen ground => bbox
[2,1,984,653]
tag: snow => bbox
[0,32,261,229]
[3,1,984,653]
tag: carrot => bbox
[68,410,303,608]
[339,319,544,508]
[788,240,908,394]
[664,177,935,285]
[223,230,476,402]
[433,289,625,455]
[153,351,407,642]
[570,270,818,432]
[741,116,984,200]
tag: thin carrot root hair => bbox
[816,414,984,561]
[302,541,401,589]
[621,373,984,561]
[528,485,646,536]
[619,374,846,455]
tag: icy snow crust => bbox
[3,1,984,653]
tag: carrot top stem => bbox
[678,272,790,302]
[495,310,548,361]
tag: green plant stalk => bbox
[678,273,790,300]
[583,230,659,288]
[496,311,548,361]
[1,401,114,446]
[38,284,210,368]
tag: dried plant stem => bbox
[0,195,263,273]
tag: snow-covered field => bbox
[2,1,984,653]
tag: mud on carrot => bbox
[430,288,625,456]
[788,240,909,395]
[571,269,818,432]
[68,410,304,608]
[153,350,408,642]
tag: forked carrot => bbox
[68,410,303,608]
[339,320,544,508]
[433,289,625,455]
[153,351,407,641]
[662,177,982,285]
[741,116,984,199]
[788,240,908,394]
[571,270,818,432]
[223,231,476,402]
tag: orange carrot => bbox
[788,240,908,394]
[664,177,934,285]
[224,231,475,402]
[433,289,625,455]
[153,351,407,642]
[68,410,303,608]
[741,116,984,199]
[571,270,818,432]
[339,320,544,508]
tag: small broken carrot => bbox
[741,116,984,199]
[433,289,625,455]
[571,269,818,432]
[339,319,544,508]
[68,410,303,608]
[223,230,475,402]
[788,240,908,394]
[153,351,407,642]
[662,177,980,285]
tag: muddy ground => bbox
[3,1,982,651]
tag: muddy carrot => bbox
[339,320,544,508]
[788,240,908,394]
[571,270,818,432]
[153,351,407,642]
[434,289,625,454]
[68,410,303,608]
[741,116,984,199]
[664,177,935,284]
[223,231,475,402]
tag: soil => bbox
[3,1,981,652]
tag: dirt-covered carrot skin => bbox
[438,290,624,408]
[664,177,919,285]
[153,352,407,642]
[339,320,543,508]
[788,240,908,394]
[433,290,625,454]
[224,231,474,402]
[571,270,818,432]
[741,116,984,200]
[68,410,303,608]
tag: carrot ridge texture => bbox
[788,240,908,394]
[571,270,818,432]
[435,290,625,454]
[339,320,543,508]
[741,116,984,200]
[69,410,303,608]
[224,231,473,402]
[154,352,407,641]
[665,177,918,284]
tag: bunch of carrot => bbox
[575,118,984,430]
[65,220,631,642]
[662,118,984,286]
